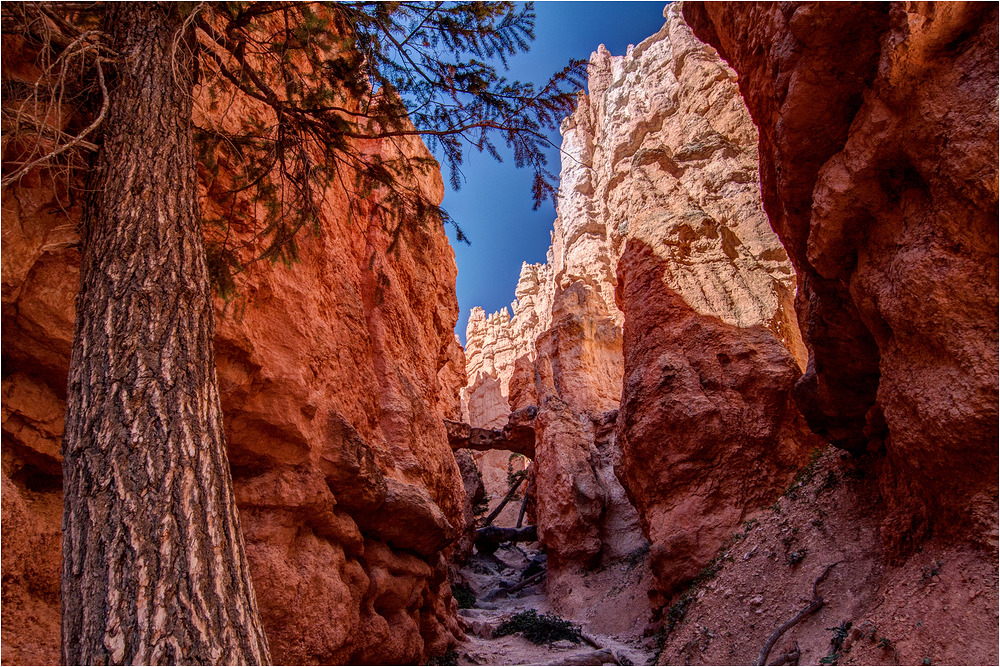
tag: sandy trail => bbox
[452,541,655,666]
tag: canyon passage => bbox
[2,2,997,666]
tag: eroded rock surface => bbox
[2,59,466,664]
[656,448,999,666]
[684,0,999,551]
[461,4,816,596]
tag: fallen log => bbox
[504,570,545,595]
[481,470,528,527]
[474,525,538,554]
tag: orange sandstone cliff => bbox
[462,3,819,596]
[1,42,466,666]
[683,0,998,557]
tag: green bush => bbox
[495,609,582,645]
[452,582,476,609]
[426,649,459,665]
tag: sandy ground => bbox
[656,447,999,666]
[452,541,656,666]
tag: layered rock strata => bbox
[460,268,551,502]
[2,53,466,665]
[601,3,819,594]
[684,0,999,551]
[462,4,817,593]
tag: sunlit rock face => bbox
[462,3,815,592]
[460,266,553,500]
[1,53,466,664]
[684,0,999,553]
[594,3,815,594]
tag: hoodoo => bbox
[3,2,996,666]
[461,2,819,597]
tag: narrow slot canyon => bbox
[2,2,997,666]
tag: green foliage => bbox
[189,1,585,294]
[625,543,650,571]
[426,649,459,666]
[472,497,489,516]
[451,582,476,609]
[3,2,586,296]
[661,519,760,638]
[787,548,808,566]
[495,609,582,645]
[784,446,824,499]
[819,621,852,665]
[921,560,942,581]
[506,453,528,495]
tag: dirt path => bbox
[452,542,656,666]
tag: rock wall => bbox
[683,0,999,552]
[1,49,466,665]
[462,4,817,593]
[602,3,819,595]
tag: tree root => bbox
[767,641,800,665]
[755,561,842,666]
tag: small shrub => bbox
[785,446,824,499]
[473,497,489,516]
[817,469,839,494]
[921,560,942,581]
[625,543,650,571]
[828,621,851,648]
[665,593,694,636]
[819,621,851,664]
[426,649,459,666]
[787,548,808,566]
[878,637,894,651]
[452,582,476,609]
[506,454,528,497]
[495,609,582,645]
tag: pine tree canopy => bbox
[2,2,587,295]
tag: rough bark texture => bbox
[2,5,466,663]
[60,4,270,664]
[684,0,999,551]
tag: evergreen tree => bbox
[2,2,584,663]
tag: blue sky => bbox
[441,1,670,343]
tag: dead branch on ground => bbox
[755,561,842,666]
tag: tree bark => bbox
[61,3,270,664]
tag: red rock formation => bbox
[1,53,466,666]
[463,5,818,594]
[684,0,999,551]
[590,3,816,595]
[461,268,551,504]
[617,240,817,592]
[657,448,999,666]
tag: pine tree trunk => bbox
[61,4,270,663]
